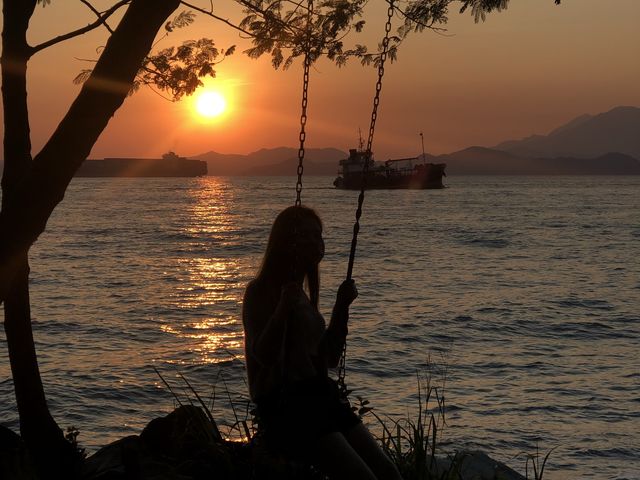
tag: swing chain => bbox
[339,0,395,396]
[367,0,394,156]
[346,0,394,281]
[295,0,313,207]
[295,57,309,207]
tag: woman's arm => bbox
[322,279,358,368]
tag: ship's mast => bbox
[420,132,426,164]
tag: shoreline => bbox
[1,405,531,480]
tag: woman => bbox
[243,205,402,480]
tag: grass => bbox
[360,362,453,480]
[523,445,556,480]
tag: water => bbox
[1,176,639,479]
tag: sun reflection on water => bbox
[174,258,242,308]
[164,178,247,364]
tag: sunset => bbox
[12,0,639,159]
[1,1,639,480]
[196,91,227,118]
[194,89,228,119]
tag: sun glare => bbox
[195,90,227,119]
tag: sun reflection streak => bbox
[163,178,248,364]
[174,258,242,308]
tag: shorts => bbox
[255,376,362,455]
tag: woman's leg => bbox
[343,423,403,480]
[311,431,378,480]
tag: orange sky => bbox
[4,0,640,159]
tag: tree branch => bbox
[80,0,116,34]
[180,0,254,36]
[1,0,38,198]
[29,0,130,54]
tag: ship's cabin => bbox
[339,149,375,174]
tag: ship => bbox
[75,152,207,177]
[333,148,446,190]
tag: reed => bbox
[523,445,556,480]
[359,365,452,480]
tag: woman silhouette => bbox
[243,205,402,480]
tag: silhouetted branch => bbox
[180,1,254,36]
[80,0,116,34]
[30,0,129,54]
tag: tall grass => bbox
[523,445,556,480]
[360,363,450,480]
[153,366,252,442]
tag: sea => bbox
[1,175,639,479]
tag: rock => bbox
[83,406,242,480]
[140,405,223,458]
[140,405,236,478]
[436,450,526,480]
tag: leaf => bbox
[358,406,373,416]
[72,69,92,85]
[137,38,227,100]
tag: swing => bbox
[292,0,396,395]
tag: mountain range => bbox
[3,106,637,176]
[493,106,640,160]
[191,106,640,176]
[191,147,344,176]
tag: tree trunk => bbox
[3,253,80,478]
[0,3,65,467]
[1,0,180,476]
[0,0,181,303]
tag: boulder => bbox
[436,450,526,480]
[83,406,241,480]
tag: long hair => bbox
[256,205,321,308]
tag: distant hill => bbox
[191,147,346,176]
[436,147,533,175]
[16,106,632,178]
[192,143,640,176]
[493,106,640,159]
[438,147,640,175]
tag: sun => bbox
[195,90,227,119]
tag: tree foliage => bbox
[236,0,561,69]
[136,39,235,99]
[71,0,562,97]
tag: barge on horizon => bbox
[75,152,207,177]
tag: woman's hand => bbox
[336,279,358,308]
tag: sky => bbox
[3,0,640,160]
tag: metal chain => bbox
[294,0,313,207]
[287,0,314,387]
[346,0,393,280]
[292,0,313,274]
[338,0,395,395]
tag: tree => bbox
[0,0,559,477]
[0,1,186,476]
